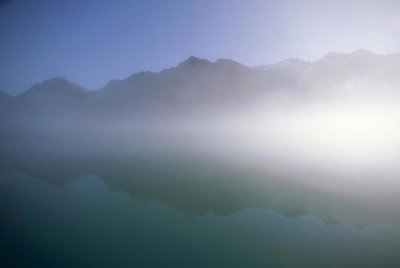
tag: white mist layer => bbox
[5,80,400,225]
[227,96,400,169]
[154,92,400,211]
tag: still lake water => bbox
[1,173,400,268]
[2,112,400,267]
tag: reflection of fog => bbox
[3,82,400,227]
[1,174,400,268]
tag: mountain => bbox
[19,76,88,101]
[94,56,293,114]
[15,77,89,114]
[258,58,311,89]
[301,50,400,93]
[5,49,400,117]
[258,58,311,73]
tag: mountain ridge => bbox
[2,49,400,115]
[3,49,393,96]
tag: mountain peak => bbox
[47,76,68,82]
[274,58,310,67]
[34,76,70,86]
[351,49,375,56]
[20,76,88,98]
[37,76,72,88]
[177,56,211,68]
[318,49,377,63]
[320,51,345,60]
[215,58,243,67]
[258,58,311,72]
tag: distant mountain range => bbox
[2,50,400,118]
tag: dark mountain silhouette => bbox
[3,50,400,117]
[97,56,277,109]
[18,77,88,105]
[20,76,88,98]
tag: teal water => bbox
[1,174,399,268]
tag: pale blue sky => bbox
[1,0,400,94]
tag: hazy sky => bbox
[1,0,400,94]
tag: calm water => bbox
[1,113,400,267]
[1,173,400,268]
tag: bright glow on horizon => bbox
[282,99,400,161]
[222,96,400,172]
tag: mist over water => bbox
[3,0,400,265]
[2,52,400,267]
